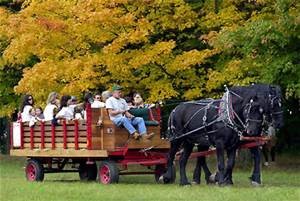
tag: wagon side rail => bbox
[10,104,108,158]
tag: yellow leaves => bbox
[146,80,179,102]
[167,49,218,73]
[0,104,18,118]
[201,5,244,30]
[3,34,36,65]
[2,0,203,108]
[0,7,10,23]
[182,87,203,100]
[206,60,258,92]
[128,41,176,68]
[14,57,102,106]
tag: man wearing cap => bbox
[105,85,155,140]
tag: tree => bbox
[1,0,299,117]
[202,0,300,99]
[1,0,217,114]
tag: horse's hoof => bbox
[206,177,216,185]
[158,175,164,183]
[209,173,216,183]
[249,176,261,186]
[218,181,232,187]
[224,179,233,185]
[180,182,191,186]
[251,181,262,187]
[218,182,225,187]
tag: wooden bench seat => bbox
[92,108,169,151]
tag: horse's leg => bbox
[262,144,269,165]
[270,146,276,162]
[179,141,194,186]
[249,147,261,185]
[223,148,236,185]
[161,140,180,183]
[192,145,212,184]
[200,150,212,184]
[215,139,226,186]
[192,151,201,184]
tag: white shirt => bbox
[91,100,106,108]
[56,106,74,120]
[21,105,33,122]
[44,104,58,121]
[105,97,129,121]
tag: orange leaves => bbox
[2,0,206,107]
[36,17,67,31]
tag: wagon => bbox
[10,104,269,184]
[10,105,175,184]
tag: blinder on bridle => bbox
[270,95,284,116]
[226,89,264,136]
[243,99,264,130]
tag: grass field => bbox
[1,153,299,201]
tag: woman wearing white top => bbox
[56,95,74,120]
[20,95,34,122]
[44,92,59,121]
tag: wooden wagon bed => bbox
[10,107,169,158]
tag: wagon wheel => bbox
[79,162,98,181]
[98,161,119,184]
[154,164,176,184]
[25,159,44,182]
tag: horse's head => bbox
[227,87,264,136]
[269,86,284,129]
[243,98,264,136]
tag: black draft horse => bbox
[160,86,265,186]
[246,84,284,185]
[192,84,284,185]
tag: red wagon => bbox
[10,105,268,184]
[10,106,174,184]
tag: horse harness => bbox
[169,89,263,141]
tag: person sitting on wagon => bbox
[91,92,106,108]
[55,95,74,121]
[44,92,59,121]
[35,106,45,121]
[20,94,35,122]
[101,90,112,103]
[105,85,155,140]
[133,93,155,109]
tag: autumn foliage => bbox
[0,0,299,116]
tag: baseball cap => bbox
[112,84,123,91]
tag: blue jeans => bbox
[112,116,147,135]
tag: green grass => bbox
[1,154,300,201]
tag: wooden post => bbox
[20,122,24,149]
[51,123,55,149]
[30,126,34,150]
[41,122,45,149]
[86,104,92,150]
[63,120,67,149]
[100,109,104,150]
[74,120,79,150]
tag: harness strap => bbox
[170,118,220,141]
